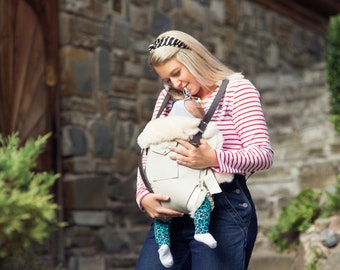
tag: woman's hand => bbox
[141,193,184,219]
[169,138,218,169]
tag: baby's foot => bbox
[158,244,174,268]
[194,233,217,248]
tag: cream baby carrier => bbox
[137,80,232,216]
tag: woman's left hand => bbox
[169,138,218,169]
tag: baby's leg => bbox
[154,219,173,268]
[193,197,217,248]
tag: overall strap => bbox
[190,79,228,146]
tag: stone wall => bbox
[249,63,340,263]
[251,63,340,225]
[58,0,337,269]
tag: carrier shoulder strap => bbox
[189,79,228,146]
[156,92,172,118]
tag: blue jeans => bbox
[135,175,257,270]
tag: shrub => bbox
[325,15,340,134]
[321,175,340,217]
[268,177,340,253]
[267,189,322,252]
[0,133,62,260]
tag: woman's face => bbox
[153,58,208,98]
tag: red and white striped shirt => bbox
[136,74,274,207]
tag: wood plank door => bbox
[0,0,63,265]
[0,0,61,168]
[0,0,52,168]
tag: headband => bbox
[148,36,191,52]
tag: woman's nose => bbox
[171,79,182,90]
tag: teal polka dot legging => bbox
[154,197,211,247]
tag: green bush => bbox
[0,133,62,260]
[267,189,322,252]
[321,175,340,218]
[268,177,340,253]
[325,15,340,134]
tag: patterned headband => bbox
[148,36,191,52]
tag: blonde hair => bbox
[148,30,234,88]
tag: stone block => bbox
[137,78,159,94]
[151,11,171,36]
[138,95,157,121]
[320,245,340,270]
[132,40,150,54]
[211,0,225,25]
[62,126,87,157]
[63,158,95,174]
[112,17,130,49]
[97,228,130,253]
[299,163,337,190]
[106,254,139,270]
[249,180,300,201]
[303,68,326,86]
[125,61,143,77]
[130,4,150,33]
[59,12,73,45]
[61,0,108,19]
[91,119,114,158]
[115,149,138,176]
[248,250,295,270]
[108,177,136,203]
[107,204,150,227]
[60,46,94,97]
[96,47,112,92]
[72,211,106,226]
[64,226,96,248]
[182,0,206,23]
[143,56,158,80]
[112,76,138,94]
[77,256,105,270]
[63,176,109,210]
[94,161,116,174]
[61,98,97,114]
[115,121,136,148]
[107,98,138,121]
[73,16,102,37]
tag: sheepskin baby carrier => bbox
[138,80,232,216]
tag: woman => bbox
[135,30,274,270]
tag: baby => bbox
[137,98,233,268]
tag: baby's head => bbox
[169,99,204,119]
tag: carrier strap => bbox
[156,92,172,118]
[190,79,228,146]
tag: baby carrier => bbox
[138,80,229,216]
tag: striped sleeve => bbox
[214,79,274,174]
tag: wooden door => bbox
[0,0,61,168]
[1,0,44,134]
[0,0,51,169]
[0,0,63,265]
